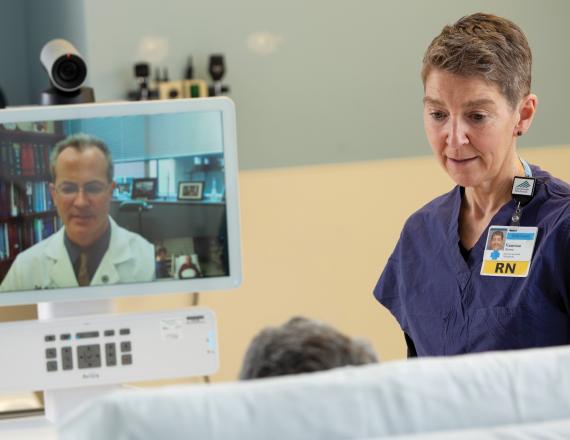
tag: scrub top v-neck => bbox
[373,164,570,356]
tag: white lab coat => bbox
[0,217,155,292]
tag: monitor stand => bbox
[37,299,120,423]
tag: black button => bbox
[60,333,71,341]
[119,328,130,335]
[104,330,115,337]
[120,341,132,352]
[121,354,132,365]
[45,335,56,342]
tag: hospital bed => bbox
[59,345,570,439]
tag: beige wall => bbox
[115,145,570,383]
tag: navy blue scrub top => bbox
[373,165,570,356]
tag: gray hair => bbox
[50,133,114,182]
[239,316,378,380]
[421,12,532,108]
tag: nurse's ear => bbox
[514,93,538,137]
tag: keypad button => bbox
[61,346,73,371]
[121,354,132,365]
[120,341,132,352]
[76,331,99,339]
[77,344,102,369]
[105,343,117,367]
[45,348,57,359]
[119,328,130,336]
[46,361,58,372]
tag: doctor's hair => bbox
[239,316,378,380]
[50,133,114,182]
[421,12,532,108]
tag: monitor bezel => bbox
[0,97,242,306]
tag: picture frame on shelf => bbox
[115,182,132,198]
[131,178,157,200]
[178,181,204,201]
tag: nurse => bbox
[374,13,570,357]
[0,134,155,292]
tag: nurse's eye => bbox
[469,113,487,122]
[429,111,447,121]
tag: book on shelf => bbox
[0,215,61,261]
[20,143,36,176]
[0,140,53,179]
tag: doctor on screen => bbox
[0,134,155,292]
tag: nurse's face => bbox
[50,146,115,248]
[423,69,520,189]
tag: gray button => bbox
[45,348,57,359]
[61,346,73,370]
[77,344,102,369]
[120,341,131,352]
[105,343,117,367]
[121,354,132,365]
[46,361,58,372]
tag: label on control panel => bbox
[160,318,184,340]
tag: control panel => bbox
[0,307,218,392]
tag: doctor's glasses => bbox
[54,181,111,199]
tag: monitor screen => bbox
[0,98,241,306]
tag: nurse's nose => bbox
[446,118,469,149]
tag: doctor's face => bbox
[50,146,115,248]
[423,69,520,189]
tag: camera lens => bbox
[59,60,78,81]
[52,54,87,92]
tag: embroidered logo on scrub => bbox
[481,226,538,277]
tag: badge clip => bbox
[510,176,536,227]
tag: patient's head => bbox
[239,316,378,380]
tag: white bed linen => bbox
[376,418,570,439]
[59,345,570,440]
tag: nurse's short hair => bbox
[421,12,532,108]
[239,316,378,380]
[50,133,114,182]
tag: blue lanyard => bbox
[510,158,535,226]
[520,157,532,178]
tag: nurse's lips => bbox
[447,156,477,166]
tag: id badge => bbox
[480,226,538,277]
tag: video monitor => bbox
[0,98,241,306]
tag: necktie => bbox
[77,252,90,286]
